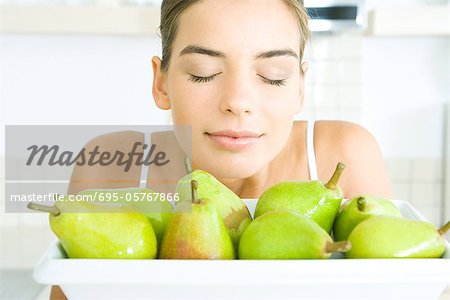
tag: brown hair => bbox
[158,0,311,72]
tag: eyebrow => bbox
[179,45,225,58]
[255,49,298,60]
[179,45,298,60]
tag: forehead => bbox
[172,0,301,58]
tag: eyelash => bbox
[188,73,286,87]
[188,73,221,83]
[257,74,286,87]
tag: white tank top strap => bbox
[306,120,319,181]
[139,132,151,188]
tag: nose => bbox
[219,73,254,116]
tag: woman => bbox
[69,0,391,200]
[149,0,391,199]
[57,1,392,297]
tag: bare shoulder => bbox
[67,131,144,194]
[315,120,376,148]
[314,120,392,199]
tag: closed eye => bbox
[188,72,286,87]
[257,74,286,87]
[188,73,221,83]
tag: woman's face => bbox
[153,0,306,179]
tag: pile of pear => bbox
[334,195,449,258]
[26,163,253,259]
[241,162,449,259]
[27,161,449,260]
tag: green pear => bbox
[347,216,449,258]
[159,180,235,259]
[254,162,346,233]
[333,195,402,241]
[27,199,157,259]
[239,210,351,259]
[175,167,252,251]
[78,188,173,244]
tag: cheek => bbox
[260,92,298,147]
[267,113,294,147]
[263,92,300,122]
[169,83,209,124]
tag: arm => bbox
[50,286,67,300]
[67,131,143,195]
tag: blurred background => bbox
[0,0,449,299]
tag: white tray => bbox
[33,200,450,300]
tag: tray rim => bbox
[33,199,450,286]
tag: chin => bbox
[193,152,264,179]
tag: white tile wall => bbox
[392,182,410,201]
[0,227,55,269]
[300,32,363,123]
[387,157,443,226]
[386,158,412,182]
[411,183,436,205]
[337,61,362,84]
[412,158,442,182]
[339,85,363,107]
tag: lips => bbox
[205,130,263,150]
[206,129,263,138]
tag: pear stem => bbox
[27,202,60,216]
[356,197,366,212]
[184,156,192,175]
[191,180,200,204]
[438,221,450,235]
[325,162,346,191]
[325,241,351,253]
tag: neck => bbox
[219,167,272,199]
